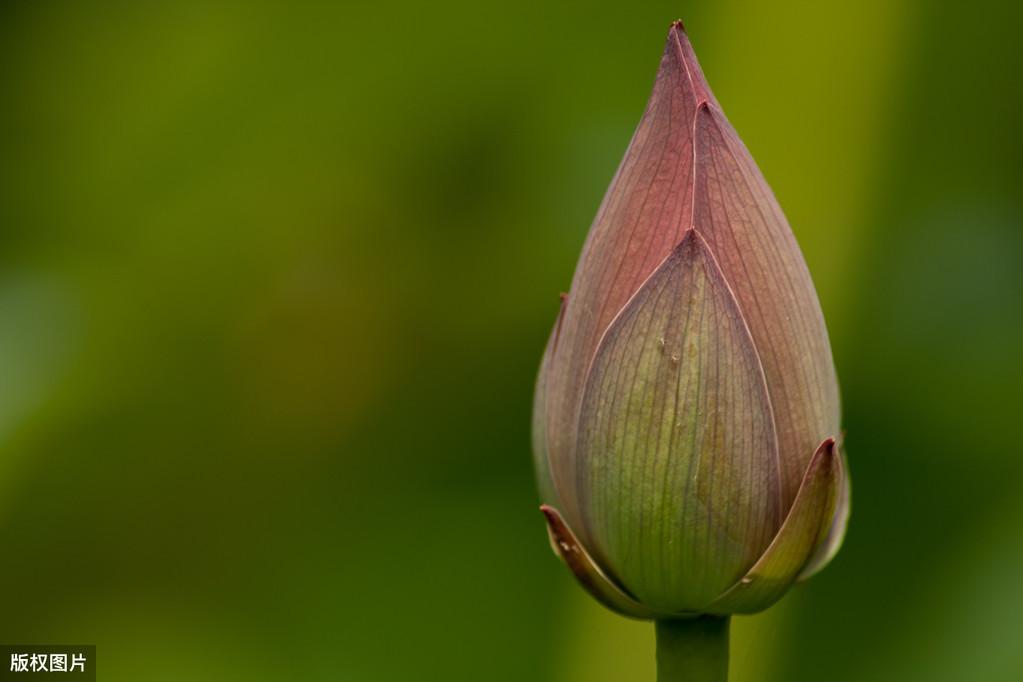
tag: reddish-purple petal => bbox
[544,24,712,532]
[692,104,841,507]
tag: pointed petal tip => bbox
[798,437,838,500]
[539,504,561,556]
[812,437,838,470]
[663,20,709,102]
[540,504,580,560]
[539,503,556,523]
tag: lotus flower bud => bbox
[533,22,849,618]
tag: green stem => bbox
[655,616,730,682]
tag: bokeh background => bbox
[1,1,1021,680]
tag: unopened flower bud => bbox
[533,21,849,618]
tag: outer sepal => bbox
[704,438,841,615]
[540,505,670,620]
[798,442,850,581]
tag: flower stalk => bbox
[655,617,730,682]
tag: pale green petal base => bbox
[540,438,842,619]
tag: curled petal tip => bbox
[539,505,662,620]
[540,504,588,563]
[798,439,850,581]
[538,504,563,555]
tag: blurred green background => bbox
[1,1,1021,680]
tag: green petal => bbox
[705,438,841,615]
[577,231,782,613]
